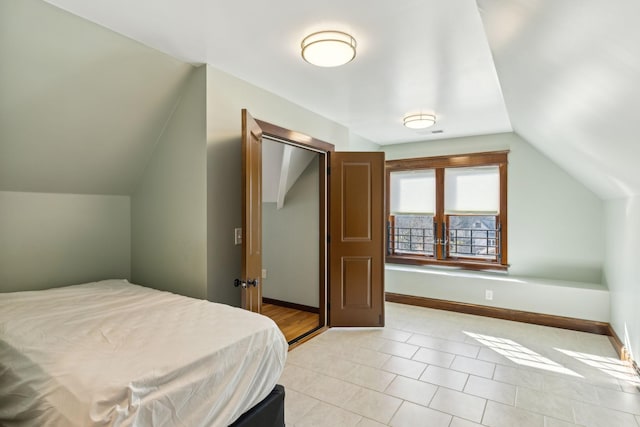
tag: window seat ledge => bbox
[385,263,607,291]
[384,263,609,322]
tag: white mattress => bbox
[0,280,288,426]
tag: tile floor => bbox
[279,302,640,427]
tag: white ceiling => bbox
[478,0,640,199]
[38,0,640,199]
[42,0,513,145]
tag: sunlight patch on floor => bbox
[464,331,583,377]
[556,348,640,386]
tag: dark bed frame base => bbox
[229,384,285,427]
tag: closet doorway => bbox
[261,138,321,343]
[239,110,385,344]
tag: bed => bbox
[0,279,288,426]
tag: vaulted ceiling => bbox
[9,0,640,199]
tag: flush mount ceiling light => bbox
[301,30,357,67]
[403,113,436,129]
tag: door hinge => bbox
[327,166,331,175]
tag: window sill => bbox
[385,255,508,272]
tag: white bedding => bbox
[0,280,288,426]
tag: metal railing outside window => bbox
[387,217,501,262]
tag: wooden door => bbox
[329,152,385,326]
[240,109,262,313]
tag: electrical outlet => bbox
[234,228,242,245]
[262,269,267,279]
[485,290,494,301]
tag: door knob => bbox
[234,278,259,288]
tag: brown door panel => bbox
[241,109,262,313]
[329,152,385,326]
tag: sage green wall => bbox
[206,65,367,306]
[262,160,320,308]
[384,132,604,283]
[0,0,193,195]
[383,132,608,321]
[604,196,640,361]
[131,66,207,299]
[0,191,130,292]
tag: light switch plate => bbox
[234,228,242,245]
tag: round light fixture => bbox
[403,113,436,129]
[301,30,357,67]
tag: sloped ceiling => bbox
[262,139,317,206]
[42,0,512,144]
[4,0,639,200]
[0,0,194,195]
[479,0,640,199]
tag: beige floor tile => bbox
[278,364,320,393]
[285,389,320,424]
[381,355,427,379]
[493,364,544,390]
[542,374,600,404]
[515,386,575,422]
[429,387,487,423]
[482,400,544,427]
[420,365,469,391]
[355,418,387,427]
[343,387,403,424]
[572,401,639,427]
[364,327,412,343]
[595,386,640,414]
[408,333,481,358]
[477,346,518,366]
[345,364,397,392]
[464,375,516,405]
[450,417,484,427]
[543,417,583,427]
[451,355,496,378]
[282,302,634,427]
[355,336,387,352]
[294,401,362,427]
[412,346,456,368]
[384,375,438,406]
[619,378,640,394]
[335,345,392,369]
[377,339,420,359]
[319,355,362,379]
[389,401,452,427]
[302,374,361,407]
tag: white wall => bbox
[131,66,207,299]
[604,196,640,360]
[262,159,320,307]
[206,65,368,306]
[384,132,608,321]
[0,191,130,292]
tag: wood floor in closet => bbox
[262,303,319,343]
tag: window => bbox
[386,151,508,270]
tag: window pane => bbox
[390,170,435,215]
[447,215,498,260]
[445,166,499,214]
[390,215,434,256]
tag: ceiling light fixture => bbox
[301,30,356,67]
[403,113,436,129]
